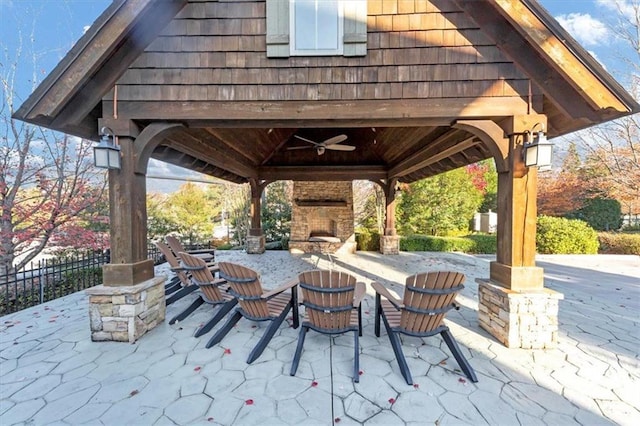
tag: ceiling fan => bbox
[287,134,355,155]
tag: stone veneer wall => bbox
[289,181,356,254]
[477,279,564,349]
[86,276,166,343]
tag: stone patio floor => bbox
[1,251,638,425]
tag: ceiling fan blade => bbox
[322,134,348,146]
[326,144,356,151]
[287,146,313,150]
[294,134,321,146]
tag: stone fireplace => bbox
[289,181,356,254]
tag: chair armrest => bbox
[199,278,227,288]
[262,277,298,299]
[353,282,367,308]
[170,266,187,272]
[371,281,403,309]
[188,248,215,254]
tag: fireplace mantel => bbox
[294,199,347,207]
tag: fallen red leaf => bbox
[224,348,231,355]
[130,389,139,396]
[439,360,447,365]
[311,381,318,387]
[245,399,254,405]
[458,377,467,384]
[413,383,419,389]
[364,311,370,315]
[334,418,341,423]
[358,370,363,376]
[194,366,202,372]
[207,417,214,422]
[388,397,396,404]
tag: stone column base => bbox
[246,235,265,254]
[476,279,564,349]
[379,235,400,255]
[86,276,166,343]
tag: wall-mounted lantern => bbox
[93,126,121,169]
[523,124,553,171]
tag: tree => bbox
[165,183,217,244]
[397,167,483,236]
[261,181,292,243]
[557,1,640,217]
[467,160,498,213]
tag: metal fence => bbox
[0,242,210,316]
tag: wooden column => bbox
[100,119,153,286]
[247,179,267,254]
[383,178,397,236]
[490,115,546,290]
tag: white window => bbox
[266,0,367,58]
[291,0,343,56]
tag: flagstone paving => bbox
[1,251,638,425]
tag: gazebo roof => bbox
[13,0,638,184]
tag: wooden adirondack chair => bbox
[170,252,236,338]
[372,271,478,385]
[290,270,365,382]
[206,262,300,363]
[154,241,198,304]
[165,235,215,263]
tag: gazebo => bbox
[14,0,638,348]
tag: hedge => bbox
[399,234,496,253]
[598,232,640,255]
[536,215,599,254]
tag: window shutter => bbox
[343,0,367,57]
[266,0,290,58]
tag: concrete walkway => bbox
[1,252,638,425]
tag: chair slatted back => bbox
[218,262,270,319]
[165,235,186,257]
[299,270,356,331]
[179,253,223,302]
[155,241,191,287]
[400,271,464,333]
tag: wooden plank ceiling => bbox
[149,125,492,184]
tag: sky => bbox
[0,0,636,192]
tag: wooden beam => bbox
[491,0,630,113]
[388,130,479,178]
[453,0,601,121]
[258,165,387,181]
[165,130,259,179]
[103,97,532,125]
[453,120,511,172]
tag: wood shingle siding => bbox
[112,0,535,104]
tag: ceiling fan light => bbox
[317,147,325,155]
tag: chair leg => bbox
[247,303,292,364]
[353,330,360,383]
[206,309,242,349]
[291,288,300,329]
[194,299,238,338]
[374,293,381,337]
[357,305,363,337]
[169,296,205,324]
[166,285,198,306]
[382,313,413,385]
[290,325,309,376]
[440,329,478,383]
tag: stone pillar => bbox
[477,280,563,348]
[458,116,563,348]
[87,276,166,343]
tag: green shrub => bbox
[464,234,497,254]
[356,230,380,251]
[400,235,474,252]
[536,215,599,254]
[598,233,640,255]
[567,197,622,231]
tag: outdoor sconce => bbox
[523,124,553,171]
[93,126,121,169]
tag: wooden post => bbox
[490,115,546,290]
[377,178,400,254]
[247,179,267,253]
[100,120,154,286]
